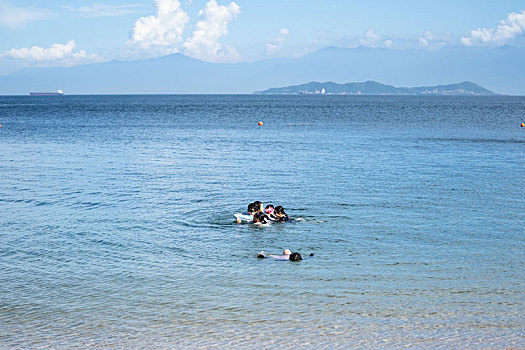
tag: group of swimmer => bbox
[234,201,290,225]
[235,201,313,261]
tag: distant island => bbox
[2,46,523,94]
[256,81,495,95]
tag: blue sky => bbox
[1,0,524,75]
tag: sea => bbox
[0,95,523,349]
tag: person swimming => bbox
[264,204,278,221]
[273,206,290,222]
[257,249,313,261]
[252,212,268,225]
[253,201,264,214]
[235,202,259,224]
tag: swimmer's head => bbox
[289,252,302,261]
[283,249,292,255]
[252,212,267,224]
[265,205,274,215]
[253,201,264,213]
[274,206,287,218]
[247,202,258,215]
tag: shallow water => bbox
[0,95,524,348]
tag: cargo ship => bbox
[29,89,64,96]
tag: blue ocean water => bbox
[0,95,524,348]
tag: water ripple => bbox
[0,95,524,348]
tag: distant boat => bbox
[29,89,64,96]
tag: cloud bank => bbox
[359,29,393,48]
[126,0,240,61]
[360,29,380,47]
[462,10,525,46]
[127,0,189,56]
[183,0,240,62]
[2,40,102,66]
[266,28,289,56]
[419,31,434,47]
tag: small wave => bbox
[69,201,110,210]
[422,137,525,144]
[0,103,38,107]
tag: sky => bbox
[0,0,524,75]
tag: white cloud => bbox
[356,29,392,48]
[419,30,438,47]
[462,10,525,46]
[2,40,102,66]
[65,3,146,18]
[266,28,289,56]
[0,1,52,29]
[127,0,189,56]
[418,31,433,47]
[182,0,240,62]
[418,30,450,48]
[125,0,241,61]
[359,29,380,47]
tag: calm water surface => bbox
[0,95,524,348]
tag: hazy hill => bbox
[257,81,495,95]
[0,45,524,95]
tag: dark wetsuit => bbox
[274,214,289,222]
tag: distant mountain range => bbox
[256,81,494,95]
[0,45,524,95]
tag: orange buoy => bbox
[521,123,525,127]
[258,121,263,126]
